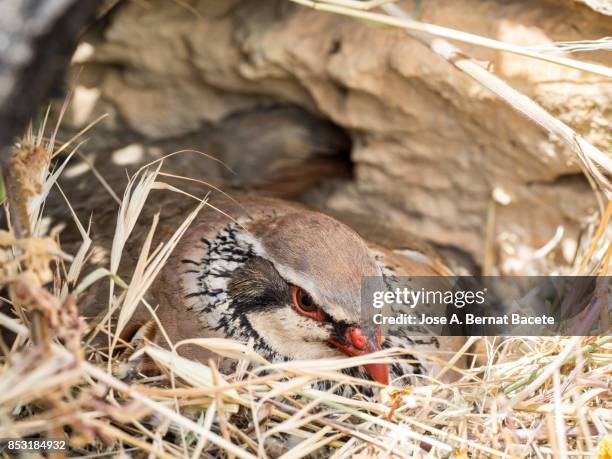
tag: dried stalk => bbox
[290,0,612,78]
[289,0,612,199]
[379,3,612,198]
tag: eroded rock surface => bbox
[64,0,610,272]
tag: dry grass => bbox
[1,1,612,452]
[0,111,610,459]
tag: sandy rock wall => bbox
[68,0,610,272]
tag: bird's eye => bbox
[291,286,324,321]
[296,289,316,311]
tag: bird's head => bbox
[180,208,389,385]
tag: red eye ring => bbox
[291,286,324,321]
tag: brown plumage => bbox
[24,105,464,387]
[55,188,462,388]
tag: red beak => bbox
[327,326,389,385]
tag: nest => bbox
[0,100,610,459]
